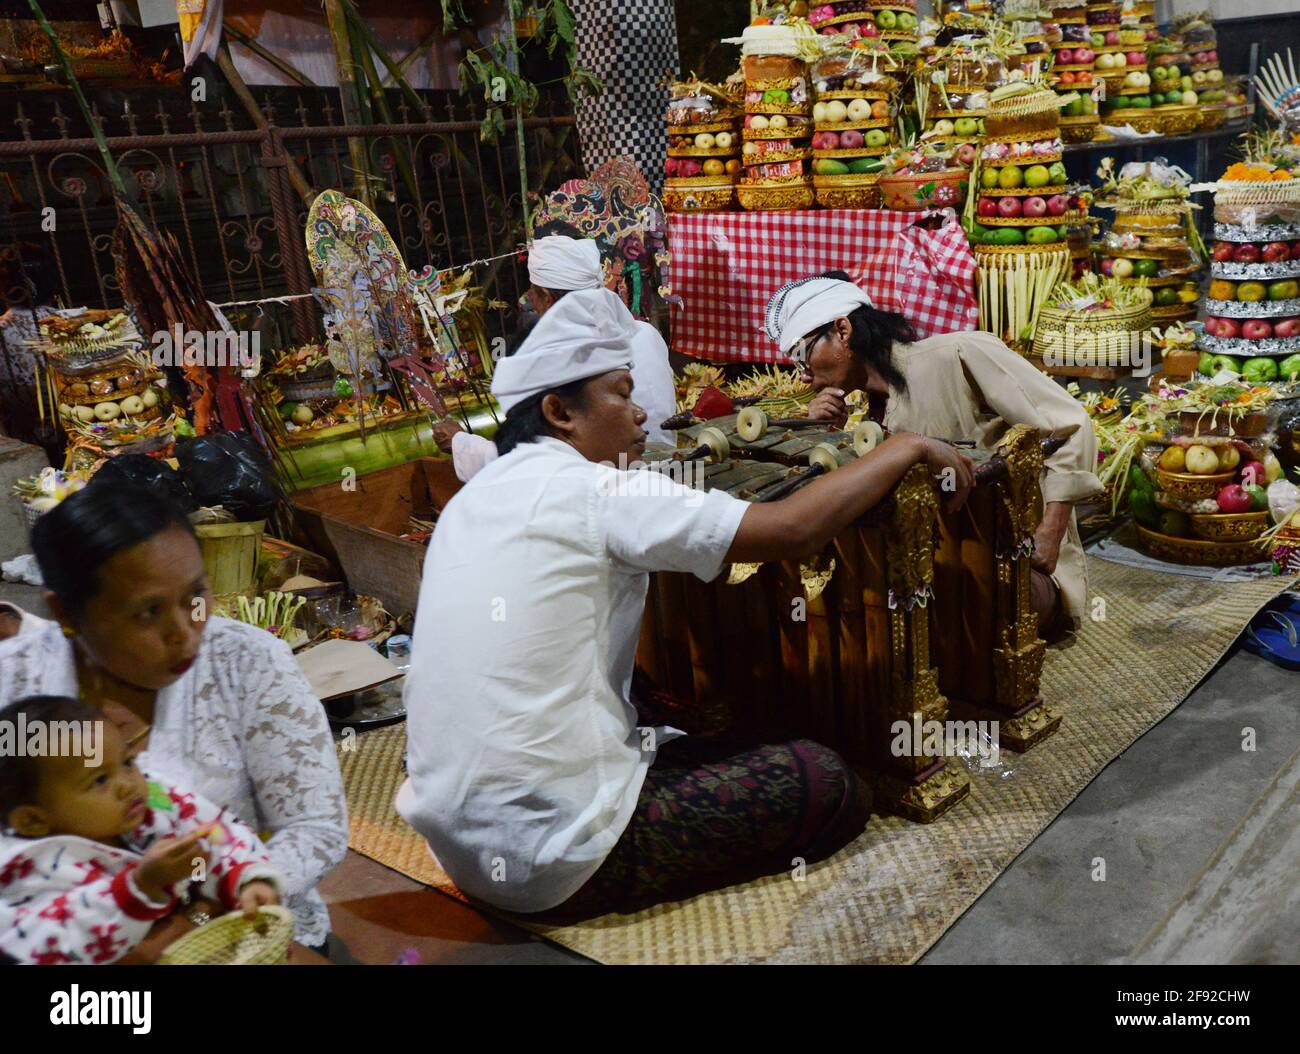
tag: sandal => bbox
[1242,596,1300,671]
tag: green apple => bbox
[1024,164,1051,188]
[1063,98,1083,117]
[1268,279,1299,300]
[875,9,898,29]
[981,166,1001,189]
[897,12,917,30]
[1181,76,1194,91]
[953,117,979,136]
[864,129,889,147]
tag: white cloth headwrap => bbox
[527,235,604,291]
[491,288,635,415]
[764,276,873,354]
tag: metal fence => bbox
[0,83,580,350]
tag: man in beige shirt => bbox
[766,273,1101,633]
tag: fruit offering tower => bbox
[735,21,820,211]
[1201,158,1300,380]
[1173,11,1227,118]
[1001,0,1052,79]
[1093,2,1157,131]
[917,39,1006,159]
[1049,0,1100,143]
[806,0,920,45]
[970,82,1076,351]
[663,79,743,213]
[1093,158,1202,326]
[1131,383,1288,568]
[810,42,901,207]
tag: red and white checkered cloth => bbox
[667,208,979,363]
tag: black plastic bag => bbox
[93,453,197,514]
[176,432,280,521]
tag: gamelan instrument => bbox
[636,415,1068,821]
[638,413,969,823]
[930,424,1070,751]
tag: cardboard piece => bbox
[296,638,402,701]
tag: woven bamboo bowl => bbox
[1189,510,1270,542]
[1059,114,1101,143]
[1134,524,1265,567]
[1155,104,1201,135]
[157,906,294,966]
[1155,467,1235,501]
[814,172,883,209]
[876,168,969,210]
[737,180,816,212]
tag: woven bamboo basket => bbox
[157,906,294,966]
[193,520,265,598]
[1213,179,1300,208]
[1032,300,1152,365]
[1189,511,1270,542]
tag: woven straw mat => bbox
[336,556,1297,964]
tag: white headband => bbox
[764,276,873,354]
[491,287,635,415]
[527,235,604,292]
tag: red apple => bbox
[1212,242,1236,262]
[1204,316,1220,336]
[1046,194,1069,216]
[997,196,1023,218]
[1057,48,1075,63]
[839,129,865,150]
[678,159,702,177]
[1105,30,1120,45]
[1193,51,1208,64]
[1242,319,1274,340]
[1274,318,1300,337]
[860,23,880,38]
[1233,244,1262,264]
[1022,196,1048,218]
[1217,484,1253,514]
[1216,318,1240,338]
[664,157,679,177]
[814,131,840,150]
[1263,241,1291,263]
[1291,241,1300,260]
[956,143,977,166]
[1075,47,1095,63]
[1126,51,1145,66]
[1207,50,1218,64]
[1100,258,1114,276]
[1240,461,1267,486]
[977,197,1000,217]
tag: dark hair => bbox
[0,695,103,820]
[820,269,914,394]
[494,377,593,456]
[30,478,197,619]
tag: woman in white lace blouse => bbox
[0,481,348,950]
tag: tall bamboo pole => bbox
[507,0,532,241]
[323,0,373,205]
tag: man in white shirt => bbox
[436,234,679,482]
[397,287,975,916]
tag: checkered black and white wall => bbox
[570,0,681,190]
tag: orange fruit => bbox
[1274,168,1293,180]
[870,100,889,119]
[1208,279,1237,300]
